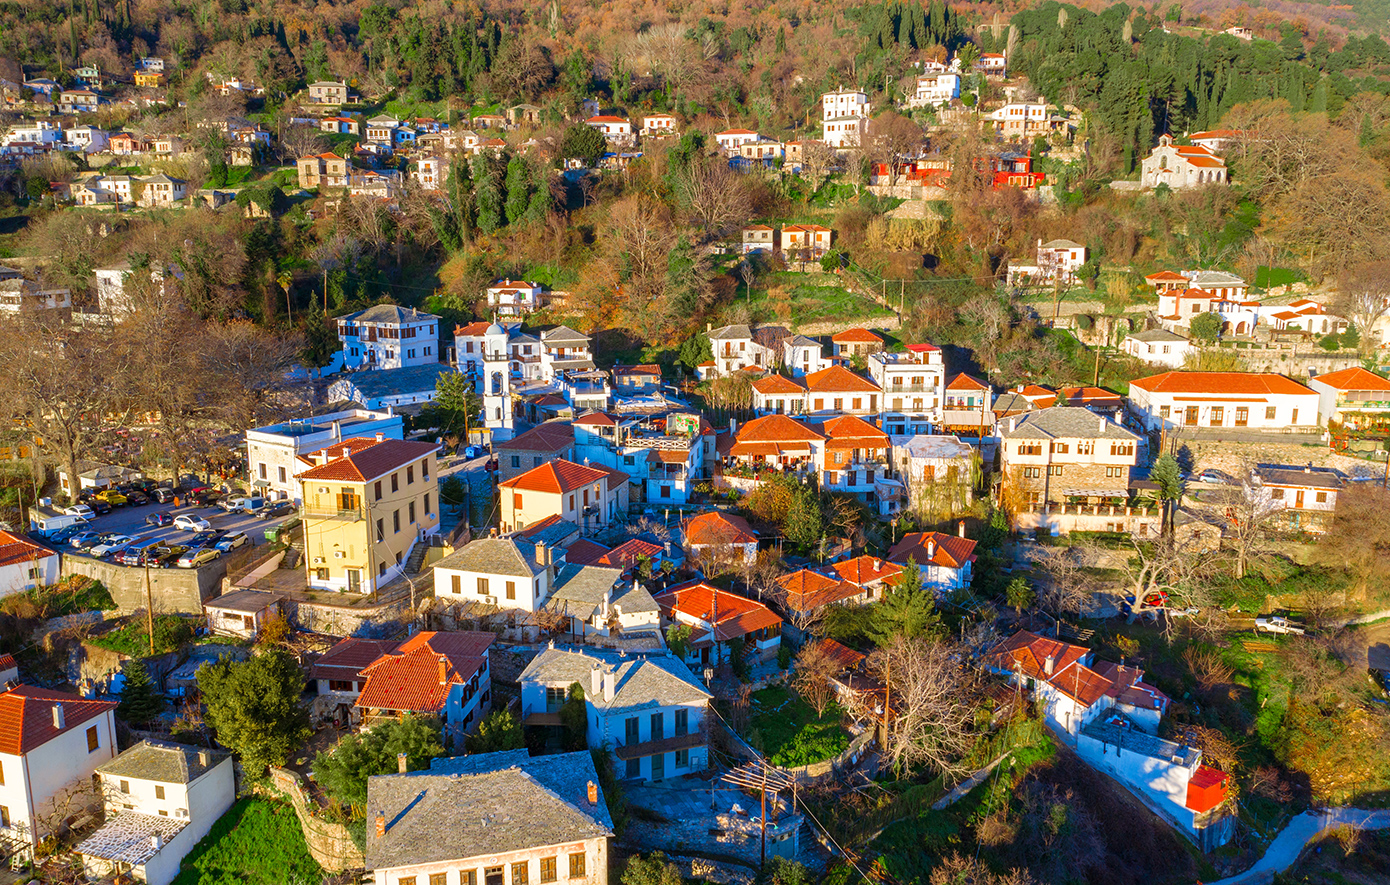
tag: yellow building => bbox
[296,437,440,594]
[134,71,164,88]
[498,459,629,535]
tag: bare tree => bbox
[1118,536,1215,631]
[674,158,752,240]
[869,635,980,778]
[1312,483,1390,601]
[798,141,839,195]
[1333,260,1390,353]
[793,641,841,716]
[1032,542,1096,618]
[864,111,926,186]
[280,124,326,161]
[1216,466,1285,578]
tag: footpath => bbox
[1207,807,1390,885]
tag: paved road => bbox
[1209,808,1390,885]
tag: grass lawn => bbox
[88,614,195,656]
[747,684,848,767]
[172,799,324,885]
[748,271,896,328]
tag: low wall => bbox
[267,766,364,873]
[282,595,413,637]
[781,728,877,783]
[61,554,222,614]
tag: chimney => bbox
[1044,654,1055,676]
[438,655,449,685]
[1305,462,1312,473]
[603,669,615,703]
[375,812,386,837]
[1009,416,1017,433]
[873,559,882,571]
[590,665,602,698]
[1099,415,1106,434]
[375,432,384,442]
[151,833,163,851]
[958,520,966,538]
[331,420,341,440]
[198,750,210,767]
[397,752,409,773]
[730,418,738,435]
[52,702,65,730]
[587,780,598,805]
[1016,384,1023,393]
[707,322,712,332]
[926,538,936,559]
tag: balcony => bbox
[886,385,937,394]
[613,730,705,761]
[302,506,364,522]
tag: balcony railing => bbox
[887,385,937,394]
[302,506,364,522]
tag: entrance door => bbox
[1185,406,1198,426]
[242,615,255,631]
[486,868,505,885]
[1295,490,1305,509]
[651,752,665,782]
[346,569,361,593]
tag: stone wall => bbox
[282,594,412,638]
[61,553,223,614]
[267,766,364,873]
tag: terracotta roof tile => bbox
[732,414,824,444]
[311,637,402,682]
[753,374,807,395]
[815,638,867,670]
[0,685,116,755]
[888,531,978,569]
[0,531,56,568]
[297,439,438,483]
[831,328,883,343]
[355,631,494,715]
[499,458,625,493]
[946,373,989,391]
[804,366,881,393]
[1130,372,1314,397]
[831,555,903,587]
[685,511,758,546]
[1311,367,1390,392]
[653,582,782,641]
[497,421,575,453]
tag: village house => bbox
[774,570,864,638]
[713,129,759,152]
[1128,372,1319,432]
[324,365,449,411]
[683,511,759,567]
[0,279,72,316]
[296,437,441,595]
[347,170,404,200]
[0,530,58,600]
[413,155,445,190]
[498,459,629,535]
[706,323,783,376]
[1255,465,1343,533]
[802,366,882,418]
[723,413,825,479]
[297,152,349,189]
[1123,329,1194,369]
[887,530,977,591]
[1184,270,1249,301]
[520,647,711,781]
[0,685,118,858]
[337,305,440,371]
[830,328,884,360]
[829,555,903,602]
[495,422,576,480]
[246,408,403,502]
[354,631,494,739]
[1308,366,1390,430]
[871,344,945,434]
[364,749,612,885]
[819,415,892,504]
[941,373,995,436]
[307,80,352,104]
[752,373,808,416]
[76,742,234,885]
[320,116,361,135]
[999,407,1151,535]
[1156,287,1259,336]
[430,535,563,612]
[1140,135,1228,189]
[984,102,1066,139]
[741,224,775,254]
[783,334,828,377]
[487,279,544,316]
[779,224,833,262]
[364,113,404,146]
[58,88,100,114]
[1259,298,1349,336]
[136,174,186,207]
[889,434,975,518]
[610,365,662,396]
[654,581,782,668]
[544,564,661,640]
[976,53,1008,76]
[107,132,144,155]
[310,636,402,725]
[907,72,961,108]
[585,115,633,143]
[735,138,784,163]
[641,114,678,137]
[133,70,164,88]
[203,590,283,639]
[150,135,183,156]
[1187,129,1242,152]
[1006,238,1088,288]
[821,89,871,149]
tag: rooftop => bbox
[685,511,758,546]
[205,589,282,613]
[519,647,710,712]
[340,304,439,326]
[1130,372,1314,397]
[97,740,230,784]
[76,813,187,866]
[0,684,116,755]
[297,438,439,483]
[1000,407,1138,442]
[432,537,547,579]
[499,459,628,494]
[330,364,451,400]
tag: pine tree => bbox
[869,558,941,645]
[301,308,339,378]
[117,660,164,727]
[473,154,503,234]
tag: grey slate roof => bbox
[542,325,589,343]
[332,365,449,399]
[546,564,627,618]
[1082,717,1201,767]
[432,537,545,578]
[98,740,230,784]
[889,434,973,460]
[343,304,439,325]
[1127,329,1190,344]
[708,324,752,340]
[518,647,711,714]
[1187,270,1245,288]
[786,335,820,349]
[1040,238,1084,250]
[1258,466,1343,490]
[206,589,282,613]
[990,392,1036,414]
[76,813,187,865]
[365,749,612,871]
[999,406,1138,442]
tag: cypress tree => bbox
[503,154,530,226]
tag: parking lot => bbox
[58,499,291,560]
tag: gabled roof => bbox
[342,304,438,325]
[752,374,807,395]
[356,631,495,715]
[573,412,618,427]
[433,537,546,579]
[1310,366,1390,392]
[685,511,758,546]
[831,327,883,343]
[804,366,881,393]
[1145,270,1187,282]
[1129,372,1314,397]
[0,684,116,755]
[946,373,989,391]
[97,740,229,784]
[1127,328,1190,343]
[776,569,857,612]
[822,415,890,449]
[496,421,574,453]
[816,638,867,671]
[708,324,752,340]
[732,414,824,446]
[541,325,589,343]
[1000,407,1139,442]
[654,581,782,641]
[1039,238,1083,250]
[312,637,403,681]
[984,630,1089,683]
[499,459,628,494]
[888,531,977,569]
[519,647,710,712]
[831,555,903,587]
[297,439,439,483]
[366,750,612,870]
[0,530,55,568]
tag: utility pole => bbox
[144,559,155,656]
[1092,345,1101,388]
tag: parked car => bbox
[146,511,174,527]
[43,525,83,544]
[176,547,221,569]
[90,534,137,558]
[218,496,249,512]
[191,489,225,507]
[188,530,222,548]
[214,531,250,552]
[123,490,150,506]
[95,489,128,507]
[174,514,212,532]
[87,498,112,515]
[464,445,485,459]
[1195,469,1229,484]
[151,544,189,567]
[152,488,177,504]
[1255,615,1306,635]
[256,501,294,519]
[68,531,103,551]
[64,504,96,520]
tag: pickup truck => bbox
[1255,616,1306,635]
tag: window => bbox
[0,806,7,828]
[1235,407,1249,427]
[1106,466,1126,478]
[393,510,400,533]
[1316,491,1328,503]
[1110,443,1134,456]
[512,862,529,885]
[1048,465,1062,476]
[451,575,462,594]
[512,492,524,509]
[431,875,448,885]
[462,872,478,885]
[1210,407,1224,425]
[407,465,415,484]
[1266,406,1277,420]
[546,686,566,710]
[625,758,640,778]
[409,502,416,524]
[120,779,130,793]
[651,711,664,740]
[376,519,385,542]
[675,708,689,735]
[569,853,585,879]
[258,463,267,479]
[391,473,399,492]
[541,859,558,884]
[511,456,521,469]
[278,466,287,483]
[568,494,576,511]
[153,784,165,799]
[1051,443,1068,454]
[852,397,862,410]
[506,580,516,600]
[478,577,490,595]
[625,717,639,743]
[329,679,354,692]
[87,725,99,752]
[533,457,542,467]
[676,748,690,768]
[1271,488,1285,498]
[425,493,431,515]
[399,879,416,885]
[375,480,382,500]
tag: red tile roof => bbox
[586,115,628,123]
[831,328,883,343]
[1185,156,1225,168]
[985,631,1089,684]
[311,637,402,682]
[613,364,661,377]
[297,439,438,483]
[822,415,889,443]
[946,373,989,391]
[1130,372,1314,397]
[815,638,867,671]
[0,653,14,672]
[455,321,492,336]
[0,685,116,755]
[1311,366,1390,392]
[1145,270,1187,282]
[776,569,857,612]
[753,374,807,395]
[888,532,978,569]
[563,539,612,566]
[1058,386,1123,407]
[573,412,618,426]
[831,555,903,587]
[685,511,758,546]
[654,581,782,641]
[729,415,824,457]
[499,458,627,493]
[593,538,664,570]
[804,366,881,393]
[497,421,574,453]
[0,531,56,568]
[355,631,494,715]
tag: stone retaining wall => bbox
[268,766,364,873]
[61,554,222,614]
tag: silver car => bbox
[176,547,221,569]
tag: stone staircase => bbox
[279,533,305,570]
[403,539,431,576]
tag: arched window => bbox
[1160,155,1167,170]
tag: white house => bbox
[782,334,827,378]
[1255,465,1343,533]
[1308,366,1390,429]
[641,114,678,137]
[908,73,960,108]
[544,565,661,640]
[337,305,440,370]
[821,90,870,149]
[887,531,977,591]
[354,631,495,741]
[741,224,775,254]
[520,647,712,782]
[1127,372,1319,432]
[0,685,118,859]
[486,279,544,316]
[365,749,612,885]
[714,129,759,152]
[246,408,403,502]
[1259,298,1349,336]
[1156,287,1259,336]
[1122,329,1194,368]
[870,344,945,435]
[584,115,633,142]
[1140,135,1228,189]
[430,536,563,612]
[653,581,783,668]
[77,742,235,885]
[889,434,975,517]
[683,511,759,567]
[1006,239,1087,288]
[707,323,780,376]
[203,590,284,639]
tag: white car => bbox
[218,496,249,512]
[174,514,212,532]
[64,504,96,520]
[214,531,250,552]
[89,534,137,558]
[1254,615,1306,635]
[176,547,221,568]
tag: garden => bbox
[744,684,850,768]
[171,799,324,885]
